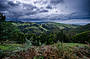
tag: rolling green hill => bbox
[1,21,89,44]
[65,23,90,36]
[11,22,79,34]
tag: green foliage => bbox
[56,42,73,58]
[0,22,18,41]
[24,38,32,50]
[12,22,77,45]
[1,43,89,59]
[27,32,56,46]
[1,21,89,45]
[14,38,32,52]
[0,44,22,51]
[13,22,78,34]
[64,24,90,37]
[56,42,90,59]
[0,21,90,59]
[24,31,70,46]
[0,22,25,43]
[72,31,90,43]
[15,32,26,43]
[56,31,70,42]
[76,24,90,33]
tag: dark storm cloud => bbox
[0,0,9,11]
[0,0,90,24]
[50,0,64,5]
[39,9,48,13]
[62,0,90,20]
[0,0,19,11]
[8,1,19,6]
[84,0,90,14]
[46,5,52,9]
[82,0,90,11]
[22,4,37,10]
[65,0,90,13]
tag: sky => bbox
[0,0,90,24]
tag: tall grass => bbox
[3,42,90,59]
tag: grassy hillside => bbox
[0,21,90,59]
[11,22,79,34]
[63,23,90,37]
[0,13,90,59]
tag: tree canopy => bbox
[0,13,6,22]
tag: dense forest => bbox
[0,13,90,59]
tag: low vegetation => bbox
[0,13,90,59]
[1,43,89,59]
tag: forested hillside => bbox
[10,21,79,34]
[0,21,90,44]
[0,13,90,59]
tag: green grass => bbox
[0,44,22,51]
[56,43,87,47]
[64,43,87,48]
[40,25,48,31]
[25,26,38,29]
[64,43,87,47]
[0,43,87,52]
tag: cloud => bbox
[0,0,19,11]
[0,0,9,11]
[58,19,90,25]
[0,0,90,24]
[50,0,64,5]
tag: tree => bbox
[0,22,22,42]
[72,31,90,43]
[0,13,6,22]
[56,31,70,42]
